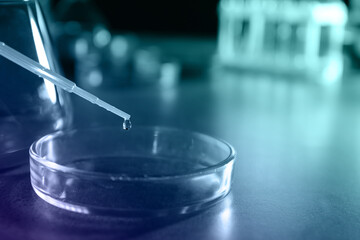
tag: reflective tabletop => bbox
[1,38,360,239]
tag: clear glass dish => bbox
[29,126,236,217]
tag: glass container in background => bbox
[0,0,72,169]
[75,33,181,90]
[41,0,181,90]
[218,0,348,82]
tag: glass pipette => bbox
[0,42,131,129]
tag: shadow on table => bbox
[0,163,233,240]
[0,149,30,174]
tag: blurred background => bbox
[36,0,360,91]
[39,0,221,90]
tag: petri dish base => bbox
[29,126,236,217]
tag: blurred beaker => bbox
[0,0,72,169]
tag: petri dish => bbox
[29,126,236,217]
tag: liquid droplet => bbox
[123,119,132,130]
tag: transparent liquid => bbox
[31,156,223,210]
[29,127,234,215]
[63,156,212,177]
[123,119,132,130]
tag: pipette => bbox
[0,42,131,130]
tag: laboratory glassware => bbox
[218,0,348,82]
[0,42,131,124]
[0,0,72,168]
[30,126,236,216]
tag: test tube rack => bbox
[218,0,348,81]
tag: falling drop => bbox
[123,119,132,130]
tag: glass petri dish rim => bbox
[29,126,236,181]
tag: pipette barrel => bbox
[0,42,131,120]
[73,87,131,119]
[0,42,76,92]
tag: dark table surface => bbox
[2,38,360,240]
